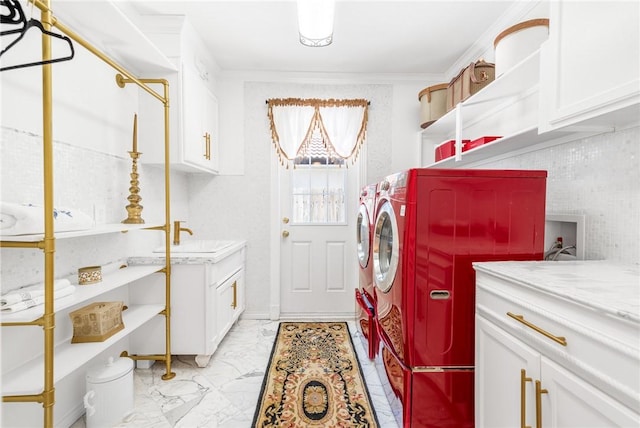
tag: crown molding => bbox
[217,69,445,85]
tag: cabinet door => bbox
[202,88,219,173]
[216,276,234,342]
[475,315,540,428]
[540,357,640,428]
[181,63,210,170]
[539,1,640,132]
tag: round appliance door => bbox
[356,204,371,268]
[373,200,399,293]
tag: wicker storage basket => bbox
[70,301,124,343]
[446,60,495,112]
[494,18,549,77]
[418,83,448,129]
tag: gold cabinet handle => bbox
[282,230,289,238]
[203,133,211,160]
[282,217,289,224]
[521,369,532,428]
[507,312,567,346]
[535,380,548,428]
[203,133,208,159]
[231,281,237,309]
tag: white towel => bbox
[1,278,72,306]
[0,202,94,235]
[1,285,76,313]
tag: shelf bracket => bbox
[455,103,463,161]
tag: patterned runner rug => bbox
[252,322,379,427]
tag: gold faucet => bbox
[173,220,193,245]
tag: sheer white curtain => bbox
[267,98,369,167]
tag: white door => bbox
[276,142,360,318]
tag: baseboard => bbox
[277,313,357,321]
[240,311,271,320]
[240,312,357,321]
[59,402,85,428]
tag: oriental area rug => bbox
[252,322,379,428]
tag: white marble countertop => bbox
[473,260,640,324]
[128,240,247,265]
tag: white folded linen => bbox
[1,278,73,306]
[1,285,76,313]
[0,202,94,235]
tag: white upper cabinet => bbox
[137,16,219,174]
[538,1,640,132]
[180,62,220,173]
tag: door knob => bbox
[282,230,290,238]
[282,217,289,224]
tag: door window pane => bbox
[291,132,346,224]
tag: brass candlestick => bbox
[122,114,145,224]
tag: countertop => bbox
[128,240,247,265]
[473,260,640,324]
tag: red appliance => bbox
[355,183,379,359]
[372,169,546,427]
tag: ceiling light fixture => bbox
[297,0,336,47]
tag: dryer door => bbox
[357,204,371,268]
[373,200,399,293]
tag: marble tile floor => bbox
[72,319,399,428]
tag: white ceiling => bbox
[122,0,526,77]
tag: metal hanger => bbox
[0,0,75,72]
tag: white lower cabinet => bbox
[474,261,640,428]
[129,245,246,368]
[475,316,638,428]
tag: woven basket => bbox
[70,301,124,343]
[446,60,495,112]
[418,83,448,129]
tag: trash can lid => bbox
[86,357,134,384]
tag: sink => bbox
[153,240,236,253]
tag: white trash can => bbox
[84,356,134,428]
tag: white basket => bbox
[494,19,549,77]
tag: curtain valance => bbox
[266,98,369,167]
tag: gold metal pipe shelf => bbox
[29,0,166,104]
[0,241,45,249]
[1,2,175,426]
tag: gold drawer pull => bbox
[521,369,532,428]
[535,380,548,428]
[231,281,237,309]
[507,312,567,346]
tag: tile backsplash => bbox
[0,126,178,292]
[473,126,639,264]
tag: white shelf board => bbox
[428,126,604,169]
[51,1,176,74]
[0,222,164,243]
[0,265,162,324]
[1,304,164,396]
[422,49,541,138]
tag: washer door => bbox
[373,200,399,293]
[356,204,371,268]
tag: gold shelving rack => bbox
[0,1,176,426]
